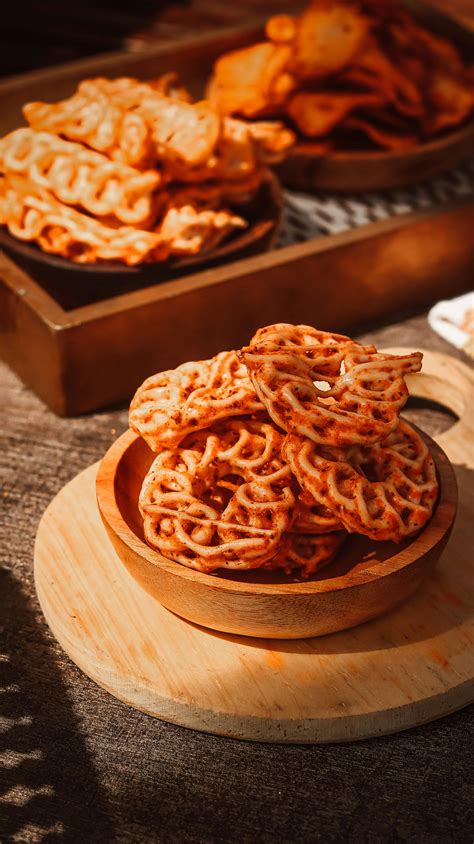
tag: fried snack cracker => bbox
[157,204,245,256]
[24,77,221,169]
[246,120,296,161]
[240,323,422,446]
[79,77,220,166]
[207,0,473,149]
[0,174,245,265]
[140,98,221,168]
[290,2,370,80]
[347,40,423,117]
[266,14,297,45]
[286,91,384,137]
[264,530,346,576]
[78,77,222,168]
[130,350,263,451]
[165,117,258,184]
[139,418,295,572]
[343,115,419,150]
[250,322,353,348]
[208,42,295,117]
[0,173,165,265]
[293,498,343,534]
[0,128,161,226]
[165,116,294,185]
[24,86,155,169]
[283,419,438,543]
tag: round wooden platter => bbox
[34,350,474,743]
[276,121,474,193]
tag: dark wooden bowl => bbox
[277,121,474,193]
[96,426,457,639]
[0,169,282,294]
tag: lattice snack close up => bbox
[131,322,439,576]
[0,74,294,265]
[0,174,246,265]
[263,530,347,577]
[139,418,296,571]
[130,350,263,450]
[0,128,162,226]
[283,420,439,542]
[240,323,422,446]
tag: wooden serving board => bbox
[34,351,474,743]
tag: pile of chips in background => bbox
[0,76,294,265]
[209,0,474,151]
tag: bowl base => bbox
[34,461,473,744]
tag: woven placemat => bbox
[278,157,474,246]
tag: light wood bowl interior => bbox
[96,427,457,639]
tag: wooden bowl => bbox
[276,121,474,193]
[0,169,282,289]
[96,427,457,639]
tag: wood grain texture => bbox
[34,452,472,744]
[34,350,474,741]
[0,13,473,415]
[1,201,473,416]
[95,426,456,639]
[385,347,474,470]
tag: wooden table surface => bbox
[1,312,472,843]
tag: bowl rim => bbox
[96,426,457,597]
[289,119,474,164]
[0,168,282,276]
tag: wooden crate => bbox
[0,15,473,415]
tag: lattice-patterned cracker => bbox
[0,128,161,225]
[24,82,155,169]
[0,174,245,265]
[240,322,422,446]
[0,173,164,264]
[139,418,295,571]
[24,77,223,169]
[283,420,438,542]
[130,351,263,450]
[166,116,294,184]
[264,530,346,577]
[157,204,245,255]
[292,498,343,534]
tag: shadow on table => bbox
[0,568,115,843]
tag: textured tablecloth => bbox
[1,312,472,844]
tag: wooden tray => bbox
[34,350,474,742]
[0,13,473,416]
[1,200,473,415]
[0,169,282,286]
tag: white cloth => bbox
[428,292,474,358]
